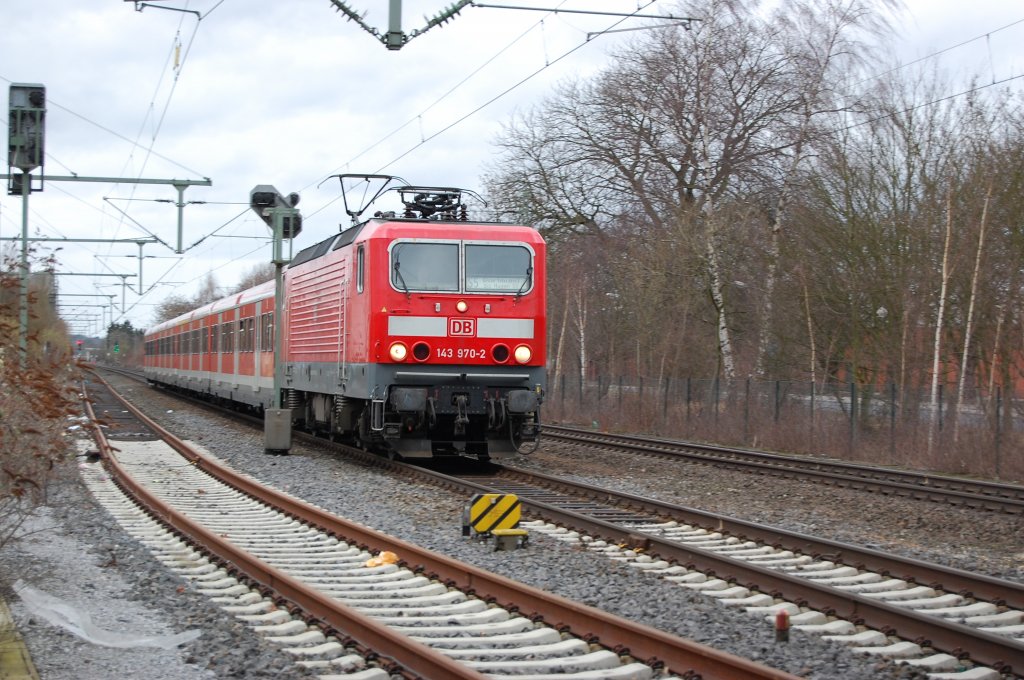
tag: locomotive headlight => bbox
[456,300,468,313]
[513,344,532,364]
[389,342,409,362]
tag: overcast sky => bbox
[1,0,1022,334]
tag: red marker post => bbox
[775,609,790,642]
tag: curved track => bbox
[95,367,1024,676]
[84,372,797,680]
[544,424,1024,514]
[426,463,1024,679]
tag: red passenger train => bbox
[143,182,546,460]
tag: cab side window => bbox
[357,245,365,293]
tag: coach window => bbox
[202,327,209,354]
[221,323,233,353]
[356,245,365,293]
[260,312,273,351]
[390,241,458,292]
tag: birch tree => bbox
[753,0,896,377]
[487,0,810,380]
[953,183,991,441]
[928,189,954,452]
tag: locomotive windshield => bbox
[391,242,459,291]
[465,244,531,293]
[389,240,533,294]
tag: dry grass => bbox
[546,380,1024,483]
[0,289,82,552]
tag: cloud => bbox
[3,0,1022,330]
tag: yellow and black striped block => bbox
[464,493,521,536]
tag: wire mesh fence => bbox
[544,374,1022,482]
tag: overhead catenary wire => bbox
[302,9,1024,222]
[302,0,664,221]
[4,5,1023,328]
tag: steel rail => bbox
[545,425,1024,513]
[484,466,1024,611]
[82,380,487,680]
[422,465,1024,676]
[92,374,798,680]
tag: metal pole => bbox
[263,204,293,455]
[19,172,29,360]
[174,183,186,253]
[272,211,284,410]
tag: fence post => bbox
[809,380,815,452]
[618,376,623,409]
[889,381,896,457]
[638,376,645,423]
[937,383,944,432]
[774,380,781,422]
[849,381,857,455]
[560,374,565,411]
[713,377,720,425]
[686,377,692,425]
[744,377,750,443]
[663,376,670,423]
[995,386,1002,479]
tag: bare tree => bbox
[753,0,897,377]
[488,0,824,381]
[153,294,196,323]
[231,261,275,294]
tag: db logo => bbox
[448,318,476,336]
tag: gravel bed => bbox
[521,432,1024,585]
[0,440,317,680]
[6,373,989,679]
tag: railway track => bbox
[94,366,1023,676]
[544,424,1024,514]
[410,464,1023,679]
[82,373,797,679]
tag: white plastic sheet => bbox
[13,580,201,649]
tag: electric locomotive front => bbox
[366,217,546,459]
[281,181,546,461]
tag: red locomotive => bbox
[144,179,545,460]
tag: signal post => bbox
[249,185,301,454]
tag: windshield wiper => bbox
[515,265,533,298]
[394,259,410,297]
